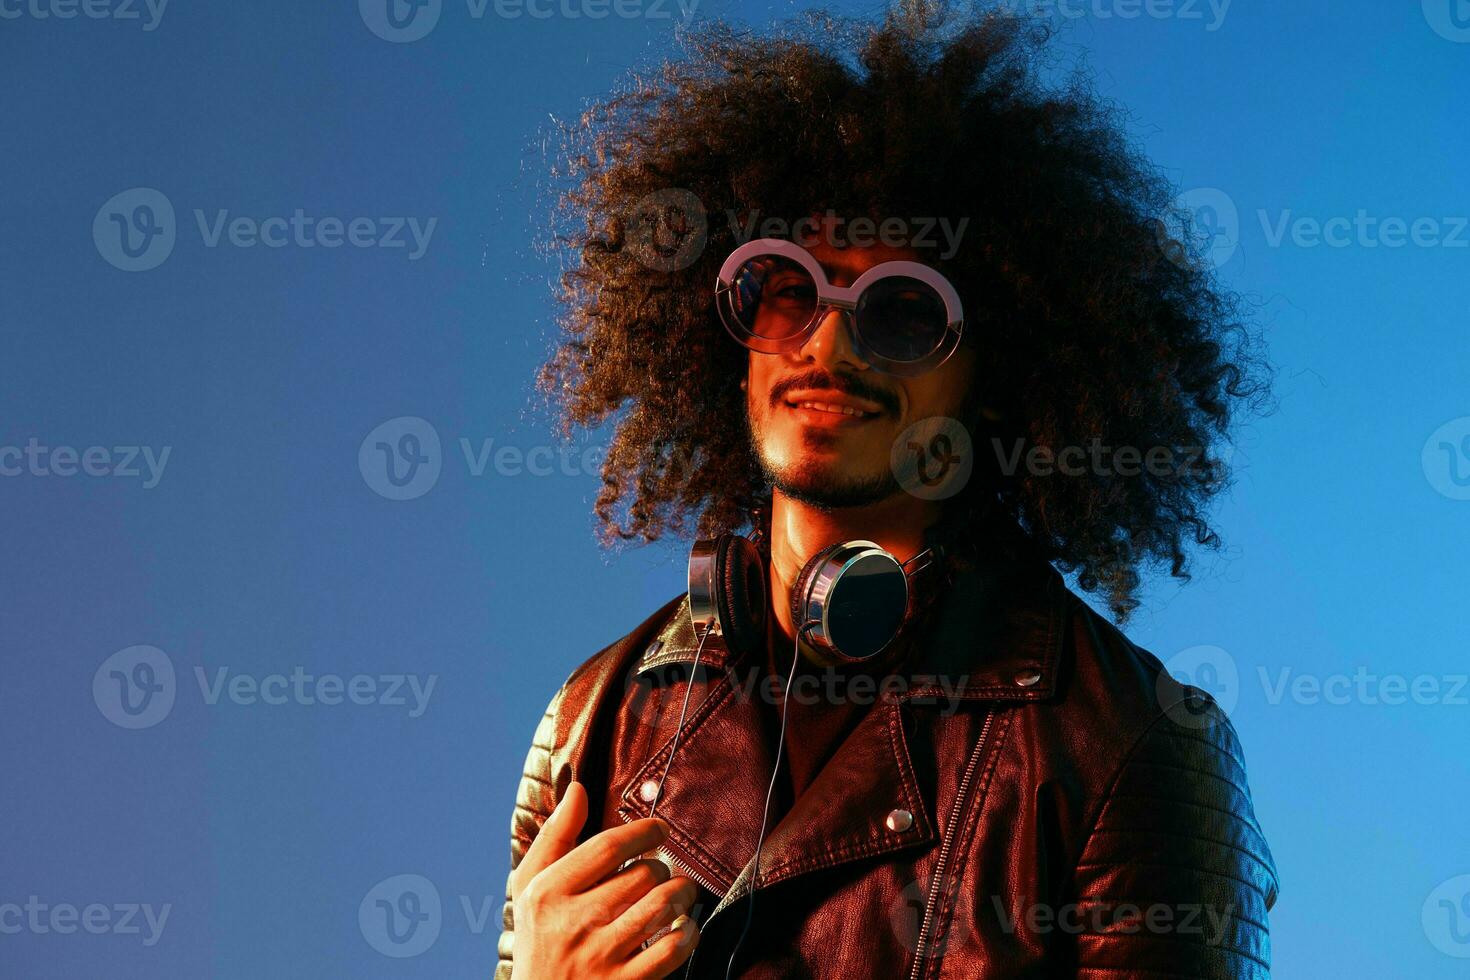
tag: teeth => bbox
[790,400,868,417]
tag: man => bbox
[496,5,1278,978]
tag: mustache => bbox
[768,369,900,416]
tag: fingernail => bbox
[653,817,670,837]
[671,914,690,932]
[553,783,572,808]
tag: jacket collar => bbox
[635,551,1071,702]
[618,552,1071,898]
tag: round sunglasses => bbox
[715,238,965,377]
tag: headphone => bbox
[687,516,949,668]
[651,514,958,978]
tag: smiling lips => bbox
[782,390,886,423]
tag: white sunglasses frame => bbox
[715,237,965,377]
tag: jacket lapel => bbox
[617,634,776,894]
[709,697,938,916]
[616,554,1069,900]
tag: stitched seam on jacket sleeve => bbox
[1075,928,1272,972]
[1099,791,1266,831]
[1073,856,1273,903]
[1118,759,1251,802]
[1068,700,1274,972]
[1087,827,1275,879]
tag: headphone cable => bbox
[723,624,803,979]
[648,620,714,822]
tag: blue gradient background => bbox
[2,0,1468,976]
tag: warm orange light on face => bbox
[744,239,977,505]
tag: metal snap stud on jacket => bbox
[494,558,1279,979]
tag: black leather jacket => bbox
[496,553,1279,978]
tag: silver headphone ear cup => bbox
[790,543,846,667]
[792,541,910,666]
[715,534,766,657]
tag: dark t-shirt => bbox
[755,617,878,821]
[754,581,942,821]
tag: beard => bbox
[749,413,902,510]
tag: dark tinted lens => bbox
[727,255,818,341]
[826,553,908,661]
[853,275,948,362]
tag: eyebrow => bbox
[816,252,915,287]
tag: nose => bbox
[794,307,870,372]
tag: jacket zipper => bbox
[657,845,726,902]
[678,848,745,978]
[613,805,728,898]
[907,710,994,980]
[612,809,728,979]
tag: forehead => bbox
[801,239,923,284]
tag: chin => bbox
[762,456,900,510]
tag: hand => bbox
[508,781,700,979]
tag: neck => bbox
[767,488,944,646]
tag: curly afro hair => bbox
[537,0,1270,619]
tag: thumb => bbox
[517,781,589,884]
